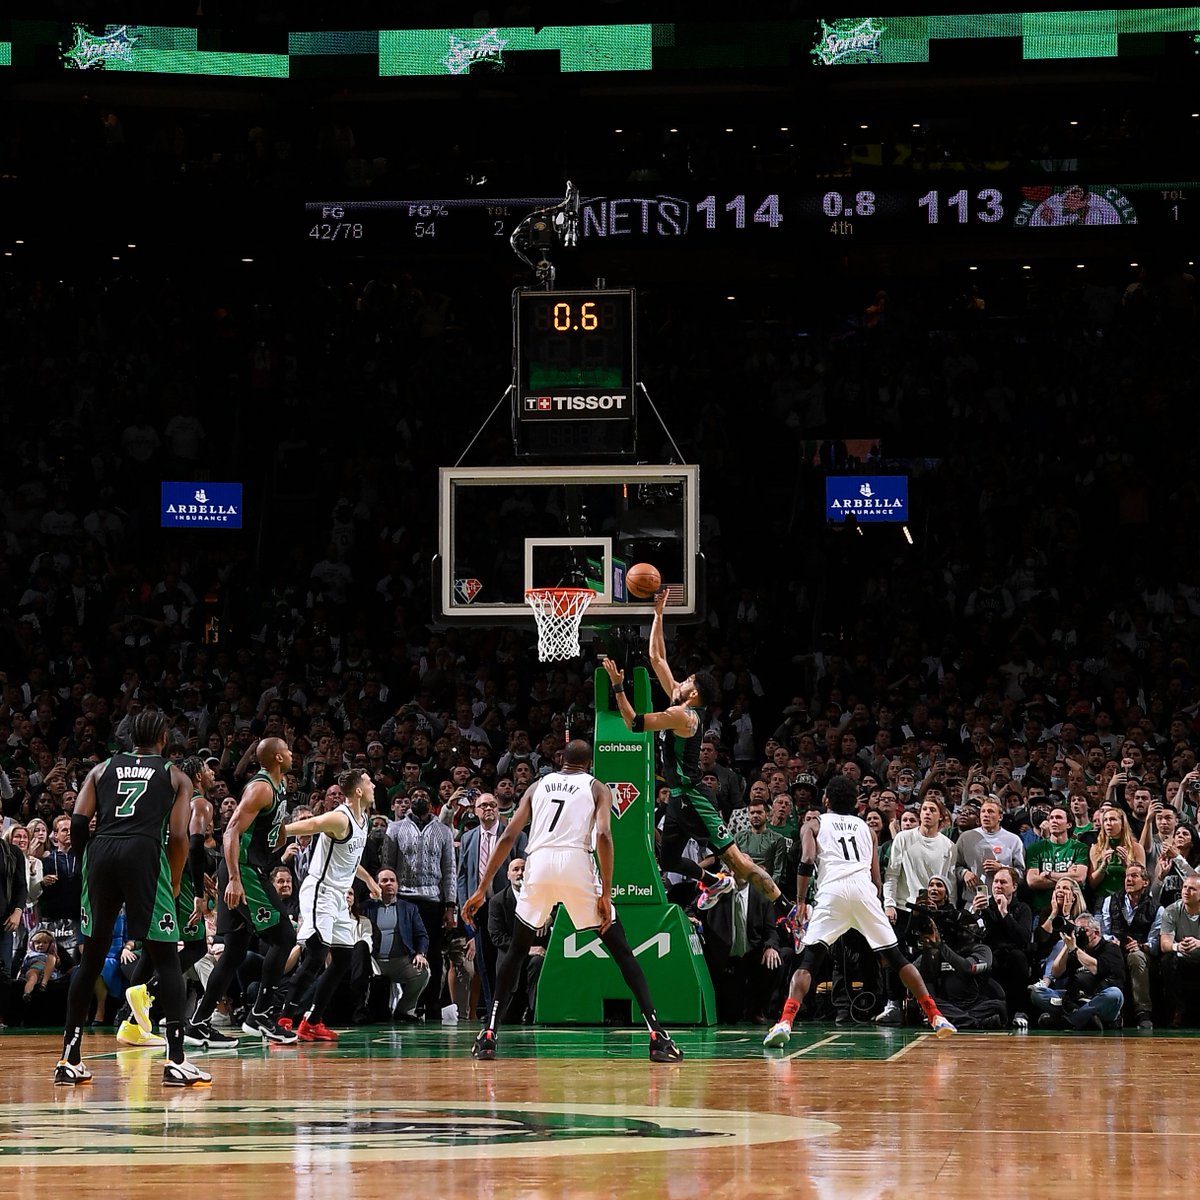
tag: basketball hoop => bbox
[525,587,594,661]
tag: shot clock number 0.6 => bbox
[531,299,621,333]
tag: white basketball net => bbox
[525,588,594,661]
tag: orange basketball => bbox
[626,562,662,599]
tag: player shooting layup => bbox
[602,590,783,911]
[463,739,683,1063]
[763,775,955,1047]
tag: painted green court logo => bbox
[2,1101,836,1165]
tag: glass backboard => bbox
[436,465,701,622]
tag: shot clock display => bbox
[513,288,637,458]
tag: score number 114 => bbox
[696,194,782,229]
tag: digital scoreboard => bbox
[512,288,637,458]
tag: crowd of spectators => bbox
[2,72,1199,1036]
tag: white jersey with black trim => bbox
[525,770,598,854]
[815,812,873,886]
[306,802,368,893]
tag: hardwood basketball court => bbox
[2,1024,1192,1197]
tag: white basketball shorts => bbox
[297,875,357,948]
[515,848,603,931]
[802,874,898,952]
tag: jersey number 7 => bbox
[115,779,147,817]
[547,797,565,832]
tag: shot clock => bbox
[513,288,637,459]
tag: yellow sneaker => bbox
[125,984,155,1034]
[117,1019,166,1048]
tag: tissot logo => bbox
[521,394,629,419]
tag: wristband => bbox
[631,714,645,733]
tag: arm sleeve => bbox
[188,833,209,894]
[70,812,92,859]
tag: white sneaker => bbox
[762,1021,792,1049]
[931,1014,956,1039]
[163,1059,213,1088]
[874,1000,901,1025]
[1012,1012,1029,1031]
[54,1059,93,1086]
[441,1003,459,1026]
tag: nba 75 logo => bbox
[610,782,640,817]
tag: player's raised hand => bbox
[366,877,382,901]
[600,658,624,685]
[653,590,668,618]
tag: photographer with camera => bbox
[1030,913,1126,1030]
[970,865,1034,1028]
[912,875,1007,1029]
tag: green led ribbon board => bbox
[2,12,1196,77]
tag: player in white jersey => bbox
[763,776,955,1047]
[462,739,683,1063]
[270,768,381,1042]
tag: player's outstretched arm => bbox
[647,590,679,697]
[270,809,351,847]
[601,659,693,735]
[463,785,533,927]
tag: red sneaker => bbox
[297,1019,338,1042]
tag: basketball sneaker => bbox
[53,1059,93,1087]
[931,1014,957,1039]
[184,1019,238,1049]
[874,1000,901,1025]
[117,1019,166,1048]
[242,1009,299,1044]
[297,1019,338,1043]
[648,1030,683,1063]
[125,984,155,1035]
[472,1029,496,1060]
[762,1021,792,1049]
[162,1059,213,1088]
[696,872,735,911]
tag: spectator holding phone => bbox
[1088,806,1146,911]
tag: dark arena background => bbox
[1,2,1199,1196]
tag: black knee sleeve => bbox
[797,942,831,977]
[878,944,909,970]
